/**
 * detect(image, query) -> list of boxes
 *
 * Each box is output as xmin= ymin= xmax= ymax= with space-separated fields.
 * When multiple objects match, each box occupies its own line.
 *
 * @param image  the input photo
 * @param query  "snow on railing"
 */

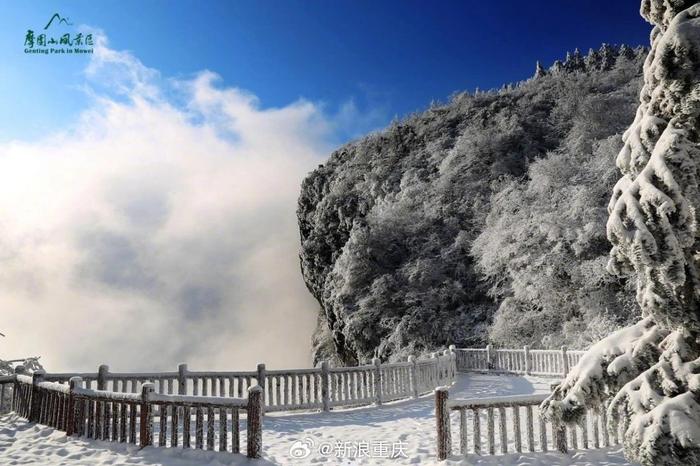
xmin=434 ymin=387 xmax=619 ymax=460
xmin=6 ymin=370 xmax=264 ymax=458
xmin=35 ymin=349 xmax=457 ymax=413
xmin=454 ymin=345 xmax=585 ymax=377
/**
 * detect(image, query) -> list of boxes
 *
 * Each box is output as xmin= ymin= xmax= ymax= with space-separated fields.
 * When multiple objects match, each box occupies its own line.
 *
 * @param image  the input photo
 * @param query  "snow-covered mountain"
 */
xmin=298 ymin=45 xmax=647 ymax=366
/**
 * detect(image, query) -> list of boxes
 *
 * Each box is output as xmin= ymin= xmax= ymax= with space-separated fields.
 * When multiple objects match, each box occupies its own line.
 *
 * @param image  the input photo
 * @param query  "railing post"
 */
xmin=524 ymin=345 xmax=531 ymax=375
xmin=30 ymin=370 xmax=45 ymax=422
xmin=247 ymin=385 xmax=263 ymax=458
xmin=97 ymin=365 xmax=109 ymax=391
xmin=448 ymin=345 xmax=457 ymax=377
xmin=486 ymin=344 xmax=493 ymax=370
xmin=561 ymin=346 xmax=569 ymax=377
xmin=430 ymin=352 xmax=439 ymax=387
xmin=177 ymin=363 xmax=187 ymax=395
xmin=408 ymin=356 xmax=419 ymax=398
xmin=139 ymin=383 xmax=154 ymax=448
xmin=0 ymin=378 xmax=7 ymax=413
xmin=435 ymin=386 xmax=451 ymax=460
xmin=320 ymin=361 xmax=330 ymax=412
xmin=441 ymin=349 xmax=450 ymax=384
xmin=256 ymin=363 xmax=266 ymax=413
xmin=12 ymin=365 xmax=25 ymax=412
xmin=95 ymin=364 xmax=108 ymax=439
xmin=373 ymin=358 xmax=383 ymax=406
xmin=66 ymin=376 xmax=82 ymax=436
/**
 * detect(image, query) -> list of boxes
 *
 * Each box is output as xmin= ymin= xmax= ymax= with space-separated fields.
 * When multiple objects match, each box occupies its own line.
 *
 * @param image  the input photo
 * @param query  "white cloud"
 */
xmin=0 ymin=34 xmax=336 ymax=372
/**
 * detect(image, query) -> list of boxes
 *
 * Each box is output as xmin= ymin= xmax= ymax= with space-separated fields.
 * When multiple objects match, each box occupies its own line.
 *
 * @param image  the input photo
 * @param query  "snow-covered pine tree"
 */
xmin=550 ymin=59 xmax=564 ymax=75
xmin=584 ymin=47 xmax=601 ymax=70
xmin=619 ymin=43 xmax=635 ymax=61
xmin=599 ymin=43 xmax=617 ymax=70
xmin=563 ymin=48 xmax=585 ymax=72
xmin=534 ymin=60 xmax=546 ymax=79
xmin=543 ymin=2 xmax=700 ymax=464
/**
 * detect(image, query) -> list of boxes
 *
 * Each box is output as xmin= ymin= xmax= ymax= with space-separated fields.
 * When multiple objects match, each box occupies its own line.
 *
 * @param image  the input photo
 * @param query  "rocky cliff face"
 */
xmin=298 ymin=45 xmax=647 ymax=365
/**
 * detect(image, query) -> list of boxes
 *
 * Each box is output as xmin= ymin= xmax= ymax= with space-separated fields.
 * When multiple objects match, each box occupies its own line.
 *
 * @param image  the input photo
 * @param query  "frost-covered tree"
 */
xmin=543 ymin=2 xmax=700 ymax=464
xmin=473 ymin=136 xmax=640 ymax=350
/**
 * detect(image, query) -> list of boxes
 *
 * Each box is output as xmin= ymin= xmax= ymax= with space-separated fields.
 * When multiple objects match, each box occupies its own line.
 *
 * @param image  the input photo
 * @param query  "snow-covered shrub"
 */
xmin=474 ymin=135 xmax=641 ymax=349
xmin=0 ymin=357 xmax=43 ymax=376
xmin=543 ymin=2 xmax=700 ymax=464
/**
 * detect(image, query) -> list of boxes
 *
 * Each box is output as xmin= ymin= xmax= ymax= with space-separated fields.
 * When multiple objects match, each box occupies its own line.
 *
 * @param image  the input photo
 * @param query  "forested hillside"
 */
xmin=298 ymin=45 xmax=646 ymax=365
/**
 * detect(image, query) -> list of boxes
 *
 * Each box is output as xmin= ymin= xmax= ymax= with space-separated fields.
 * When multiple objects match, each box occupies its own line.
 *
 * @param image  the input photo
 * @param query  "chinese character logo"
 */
xmin=24 ymin=13 xmax=94 ymax=55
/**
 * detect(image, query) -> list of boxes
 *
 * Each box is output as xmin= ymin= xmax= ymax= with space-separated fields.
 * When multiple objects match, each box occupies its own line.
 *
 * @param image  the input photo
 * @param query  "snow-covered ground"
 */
xmin=0 ymin=374 xmax=638 ymax=466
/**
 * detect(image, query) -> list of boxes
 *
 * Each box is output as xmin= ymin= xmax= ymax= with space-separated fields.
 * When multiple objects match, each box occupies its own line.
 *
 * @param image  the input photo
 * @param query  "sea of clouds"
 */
xmin=0 ymin=33 xmax=383 ymax=372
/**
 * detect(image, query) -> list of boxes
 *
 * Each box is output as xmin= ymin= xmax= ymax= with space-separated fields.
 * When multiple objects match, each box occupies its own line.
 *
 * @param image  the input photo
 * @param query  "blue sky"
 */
xmin=1 ymin=0 xmax=650 ymax=144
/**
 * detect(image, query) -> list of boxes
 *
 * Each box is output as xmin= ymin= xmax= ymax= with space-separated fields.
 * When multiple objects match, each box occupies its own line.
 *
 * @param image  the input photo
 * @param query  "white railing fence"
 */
xmin=37 ymin=347 xmax=457 ymax=411
xmin=435 ymin=388 xmax=620 ymax=460
xmin=1 ymin=350 xmax=456 ymax=458
xmin=36 ymin=350 xmax=457 ymax=413
xmin=455 ymin=345 xmax=585 ymax=378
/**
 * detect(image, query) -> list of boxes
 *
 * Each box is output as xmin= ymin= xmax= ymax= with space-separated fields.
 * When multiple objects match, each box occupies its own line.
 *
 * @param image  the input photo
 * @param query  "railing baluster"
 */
xmin=111 ymin=401 xmax=119 ymax=440
xmin=104 ymin=401 xmax=112 ymax=440
xmin=232 ymin=407 xmax=240 ymax=453
xmin=87 ymin=400 xmax=95 ymax=439
xmin=526 ymin=405 xmax=535 ymax=452
xmin=171 ymin=405 xmax=179 ymax=447
xmin=206 ymin=406 xmax=215 ymax=450
xmin=460 ymin=408 xmax=468 ymax=455
xmin=195 ymin=406 xmax=204 ymax=449
xmin=472 ymin=408 xmax=481 ymax=455
xmin=539 ymin=410 xmax=548 ymax=452
xmin=159 ymin=404 xmax=168 ymax=446
xmin=498 ymin=406 xmax=507 ymax=454
xmin=487 ymin=407 xmax=495 ymax=455
xmin=183 ymin=406 xmax=191 ymax=448
xmin=513 ymin=406 xmax=522 ymax=452
xmin=119 ymin=402 xmax=127 ymax=442
xmin=219 ymin=407 xmax=227 ymax=452
xmin=601 ymin=408 xmax=609 ymax=447
xmin=129 ymin=403 xmax=137 ymax=444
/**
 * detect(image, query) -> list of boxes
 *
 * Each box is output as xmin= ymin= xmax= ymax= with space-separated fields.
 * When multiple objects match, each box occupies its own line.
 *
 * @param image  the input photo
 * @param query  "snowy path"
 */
xmin=0 ymin=374 xmax=638 ymax=466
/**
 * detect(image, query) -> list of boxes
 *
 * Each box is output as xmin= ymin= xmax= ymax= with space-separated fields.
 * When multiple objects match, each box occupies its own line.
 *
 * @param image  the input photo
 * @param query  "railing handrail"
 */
xmin=149 ymin=392 xmax=248 ymax=408
xmin=448 ymin=393 xmax=547 ymax=409
xmin=37 ymin=380 xmax=70 ymax=394
xmin=43 ymin=358 xmax=448 ymax=380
